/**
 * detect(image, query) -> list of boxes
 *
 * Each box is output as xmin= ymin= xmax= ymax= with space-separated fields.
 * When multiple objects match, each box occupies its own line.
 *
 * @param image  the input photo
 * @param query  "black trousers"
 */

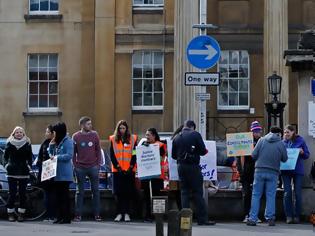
xmin=141 ymin=178 xmax=164 ymax=219
xmin=113 ymin=172 xmax=136 ymax=215
xmin=7 ymin=177 xmax=28 ymax=210
xmin=54 ymin=181 xmax=71 ymax=221
xmin=178 ymin=164 xmax=207 ymax=224
xmin=242 ymin=180 xmax=252 ymax=217
xmin=42 ymin=181 xmax=56 ymax=218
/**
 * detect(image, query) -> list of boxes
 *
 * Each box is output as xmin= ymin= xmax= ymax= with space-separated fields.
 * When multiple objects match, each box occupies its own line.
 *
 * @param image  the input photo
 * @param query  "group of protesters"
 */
xmin=2 ymin=116 xmax=311 ymax=226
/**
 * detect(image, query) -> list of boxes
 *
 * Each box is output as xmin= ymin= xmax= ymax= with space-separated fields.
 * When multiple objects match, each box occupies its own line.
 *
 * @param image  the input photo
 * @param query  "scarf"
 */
xmin=8 ymin=136 xmax=30 ymax=149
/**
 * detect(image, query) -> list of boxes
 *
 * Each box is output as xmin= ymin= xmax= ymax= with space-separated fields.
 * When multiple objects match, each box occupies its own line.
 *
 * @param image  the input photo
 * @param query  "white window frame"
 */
xmin=29 ymin=0 xmax=59 ymax=15
xmin=27 ymin=54 xmax=59 ymax=112
xmin=133 ymin=0 xmax=164 ymax=10
xmin=217 ymin=50 xmax=250 ymax=110
xmin=132 ymin=51 xmax=164 ymax=111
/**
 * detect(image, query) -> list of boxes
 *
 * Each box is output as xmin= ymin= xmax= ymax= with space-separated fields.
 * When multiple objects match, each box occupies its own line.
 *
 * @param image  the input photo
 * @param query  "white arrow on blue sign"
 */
xmin=186 ymin=35 xmax=221 ymax=70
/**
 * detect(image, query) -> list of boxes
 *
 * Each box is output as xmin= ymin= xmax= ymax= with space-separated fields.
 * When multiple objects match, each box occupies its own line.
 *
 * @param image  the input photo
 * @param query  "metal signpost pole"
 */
xmin=199 ymin=0 xmax=207 ymax=140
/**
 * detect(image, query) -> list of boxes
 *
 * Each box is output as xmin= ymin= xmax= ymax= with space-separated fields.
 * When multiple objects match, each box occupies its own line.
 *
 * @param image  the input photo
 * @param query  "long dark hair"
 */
xmin=284 ymin=124 xmax=297 ymax=142
xmin=171 ymin=125 xmax=183 ymax=140
xmin=147 ymin=128 xmax=160 ymax=142
xmin=114 ymin=120 xmax=131 ymax=143
xmin=52 ymin=122 xmax=67 ymax=145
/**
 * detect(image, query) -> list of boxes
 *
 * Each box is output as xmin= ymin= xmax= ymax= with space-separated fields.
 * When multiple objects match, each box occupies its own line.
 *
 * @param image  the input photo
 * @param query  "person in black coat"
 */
xmin=4 ymin=126 xmax=33 ymax=222
xmin=36 ymin=125 xmax=55 ymax=221
xmin=172 ymin=120 xmax=215 ymax=226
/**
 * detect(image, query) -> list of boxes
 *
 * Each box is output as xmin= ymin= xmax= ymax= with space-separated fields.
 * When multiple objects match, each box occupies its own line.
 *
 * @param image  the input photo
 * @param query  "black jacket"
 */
xmin=237 ymin=137 xmax=260 ymax=183
xmin=172 ymin=127 xmax=207 ymax=165
xmin=36 ymin=139 xmax=52 ymax=182
xmin=4 ymin=142 xmax=33 ymax=176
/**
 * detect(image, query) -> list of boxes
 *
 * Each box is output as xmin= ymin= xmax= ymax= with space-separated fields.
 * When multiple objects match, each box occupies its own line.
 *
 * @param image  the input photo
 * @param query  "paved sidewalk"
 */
xmin=0 ymin=221 xmax=314 ymax=236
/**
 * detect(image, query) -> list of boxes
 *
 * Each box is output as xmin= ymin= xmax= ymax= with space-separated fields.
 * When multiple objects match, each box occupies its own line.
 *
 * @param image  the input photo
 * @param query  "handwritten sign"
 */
xmin=308 ymin=101 xmax=315 ymax=138
xmin=167 ymin=139 xmax=217 ymax=181
xmin=41 ymin=158 xmax=57 ymax=181
xmin=226 ymin=132 xmax=254 ymax=157
xmin=200 ymin=141 xmax=217 ymax=180
xmin=280 ymin=148 xmax=300 ymax=170
xmin=136 ymin=144 xmax=161 ymax=179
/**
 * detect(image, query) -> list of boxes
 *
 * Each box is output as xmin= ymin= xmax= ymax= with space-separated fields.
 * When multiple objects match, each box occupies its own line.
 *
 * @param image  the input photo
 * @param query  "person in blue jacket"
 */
xmin=48 ymin=122 xmax=74 ymax=224
xmin=282 ymin=124 xmax=310 ymax=224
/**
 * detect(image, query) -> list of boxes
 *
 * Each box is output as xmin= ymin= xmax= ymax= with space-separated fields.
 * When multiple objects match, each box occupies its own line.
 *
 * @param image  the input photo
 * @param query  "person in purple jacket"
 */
xmin=282 ymin=125 xmax=310 ymax=224
xmin=72 ymin=116 xmax=102 ymax=222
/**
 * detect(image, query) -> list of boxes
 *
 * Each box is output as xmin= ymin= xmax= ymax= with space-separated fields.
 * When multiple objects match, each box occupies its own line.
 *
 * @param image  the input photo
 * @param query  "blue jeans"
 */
xmin=249 ymin=171 xmax=278 ymax=222
xmin=282 ymin=173 xmax=303 ymax=218
xmin=75 ymin=166 xmax=100 ymax=216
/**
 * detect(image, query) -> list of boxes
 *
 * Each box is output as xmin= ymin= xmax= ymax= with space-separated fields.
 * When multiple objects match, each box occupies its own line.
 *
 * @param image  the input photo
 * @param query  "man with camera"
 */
xmin=172 ymin=120 xmax=215 ymax=226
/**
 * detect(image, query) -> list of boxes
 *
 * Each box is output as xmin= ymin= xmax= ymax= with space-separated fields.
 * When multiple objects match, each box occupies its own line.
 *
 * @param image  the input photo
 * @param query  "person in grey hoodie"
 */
xmin=247 ymin=126 xmax=288 ymax=226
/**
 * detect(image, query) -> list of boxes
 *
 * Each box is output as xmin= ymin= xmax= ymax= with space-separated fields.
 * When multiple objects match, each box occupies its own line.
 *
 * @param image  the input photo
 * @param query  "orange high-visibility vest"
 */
xmin=109 ymin=134 xmax=137 ymax=172
xmin=155 ymin=141 xmax=168 ymax=180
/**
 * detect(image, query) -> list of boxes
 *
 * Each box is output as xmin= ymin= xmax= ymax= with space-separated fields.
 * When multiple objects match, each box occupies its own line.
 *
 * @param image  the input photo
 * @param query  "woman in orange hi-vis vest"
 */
xmin=141 ymin=127 xmax=167 ymax=222
xmin=109 ymin=120 xmax=138 ymax=222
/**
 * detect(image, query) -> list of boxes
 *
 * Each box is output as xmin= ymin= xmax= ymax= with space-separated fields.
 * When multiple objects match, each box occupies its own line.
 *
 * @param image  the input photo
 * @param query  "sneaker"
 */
xmin=242 ymin=215 xmax=249 ymax=223
xmin=124 ymin=214 xmax=131 ymax=222
xmin=73 ymin=215 xmax=81 ymax=222
xmin=246 ymin=220 xmax=256 ymax=226
xmin=114 ymin=214 xmax=122 ymax=222
xmin=257 ymin=218 xmax=262 ymax=223
xmin=286 ymin=217 xmax=294 ymax=224
xmin=197 ymin=220 xmax=216 ymax=226
xmin=17 ymin=213 xmax=24 ymax=222
xmin=267 ymin=219 xmax=275 ymax=226
xmin=8 ymin=213 xmax=15 ymax=222
xmin=95 ymin=215 xmax=102 ymax=222
xmin=293 ymin=217 xmax=300 ymax=224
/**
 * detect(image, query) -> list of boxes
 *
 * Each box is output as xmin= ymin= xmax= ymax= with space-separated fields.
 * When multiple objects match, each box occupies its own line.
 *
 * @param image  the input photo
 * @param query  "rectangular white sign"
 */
xmin=41 ymin=158 xmax=57 ymax=182
xmin=308 ymin=101 xmax=315 ymax=138
xmin=196 ymin=93 xmax=211 ymax=101
xmin=185 ymin=72 xmax=220 ymax=86
xmin=136 ymin=144 xmax=161 ymax=179
xmin=167 ymin=139 xmax=217 ymax=181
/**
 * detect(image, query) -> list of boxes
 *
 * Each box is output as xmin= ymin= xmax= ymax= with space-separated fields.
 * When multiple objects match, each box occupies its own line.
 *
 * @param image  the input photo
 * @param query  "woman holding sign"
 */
xmin=141 ymin=128 xmax=167 ymax=222
xmin=110 ymin=120 xmax=138 ymax=222
xmin=48 ymin=122 xmax=74 ymax=224
xmin=3 ymin=126 xmax=33 ymax=222
xmin=36 ymin=125 xmax=55 ymax=222
xmin=282 ymin=125 xmax=310 ymax=224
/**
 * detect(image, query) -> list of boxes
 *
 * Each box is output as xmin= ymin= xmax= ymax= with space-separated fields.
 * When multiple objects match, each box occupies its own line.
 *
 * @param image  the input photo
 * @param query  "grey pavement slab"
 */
xmin=0 ymin=221 xmax=314 ymax=236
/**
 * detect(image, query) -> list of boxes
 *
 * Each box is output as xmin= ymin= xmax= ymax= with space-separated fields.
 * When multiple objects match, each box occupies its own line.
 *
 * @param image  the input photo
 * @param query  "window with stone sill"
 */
xmin=133 ymin=0 xmax=164 ymax=9
xmin=132 ymin=51 xmax=164 ymax=110
xmin=217 ymin=50 xmax=250 ymax=110
xmin=28 ymin=54 xmax=59 ymax=111
xmin=29 ymin=0 xmax=59 ymax=15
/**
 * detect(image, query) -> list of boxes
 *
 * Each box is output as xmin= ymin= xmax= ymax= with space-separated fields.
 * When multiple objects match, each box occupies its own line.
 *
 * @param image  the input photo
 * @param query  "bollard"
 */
xmin=152 ymin=196 xmax=168 ymax=236
xmin=167 ymin=209 xmax=179 ymax=236
xmin=179 ymin=208 xmax=193 ymax=236
xmin=155 ymin=214 xmax=164 ymax=236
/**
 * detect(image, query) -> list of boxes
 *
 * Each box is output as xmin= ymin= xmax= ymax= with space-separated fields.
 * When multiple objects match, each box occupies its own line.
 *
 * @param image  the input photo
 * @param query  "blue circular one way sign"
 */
xmin=186 ymin=35 xmax=221 ymax=70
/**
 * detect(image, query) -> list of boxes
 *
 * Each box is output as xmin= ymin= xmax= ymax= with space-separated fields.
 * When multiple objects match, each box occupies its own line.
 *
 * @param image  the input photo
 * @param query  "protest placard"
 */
xmin=166 ymin=138 xmax=179 ymax=181
xmin=41 ymin=158 xmax=57 ymax=181
xmin=136 ymin=144 xmax=161 ymax=179
xmin=226 ymin=132 xmax=254 ymax=157
xmin=280 ymin=148 xmax=300 ymax=170
xmin=167 ymin=139 xmax=217 ymax=181
xmin=200 ymin=141 xmax=217 ymax=181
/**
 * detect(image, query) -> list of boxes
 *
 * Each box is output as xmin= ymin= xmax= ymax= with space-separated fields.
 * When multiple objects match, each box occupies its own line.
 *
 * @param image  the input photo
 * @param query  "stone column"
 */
xmin=173 ymin=0 xmax=200 ymax=130
xmin=264 ymin=0 xmax=289 ymax=124
xmin=94 ymin=0 xmax=116 ymax=139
